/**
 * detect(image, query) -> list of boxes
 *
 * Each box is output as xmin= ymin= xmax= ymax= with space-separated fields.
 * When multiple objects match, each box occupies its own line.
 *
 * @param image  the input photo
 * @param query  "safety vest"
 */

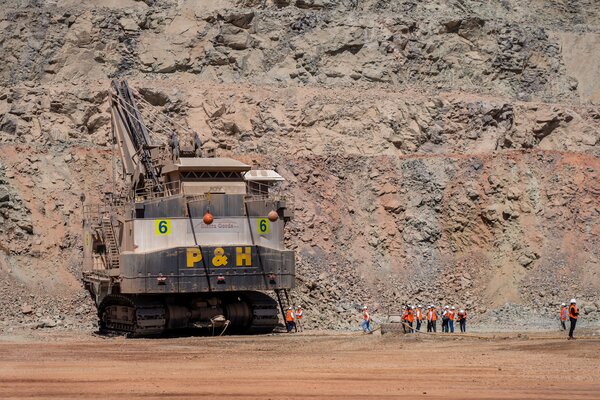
xmin=457 ymin=311 xmax=467 ymax=320
xmin=560 ymin=307 xmax=567 ymax=321
xmin=569 ymin=304 xmax=579 ymax=320
xmin=285 ymin=309 xmax=294 ymax=322
xmin=416 ymin=309 xmax=422 ymax=321
xmin=402 ymin=309 xmax=408 ymax=321
xmin=407 ymin=310 xmax=414 ymax=323
xmin=427 ymin=310 xmax=437 ymax=321
xmin=449 ymin=311 xmax=455 ymax=321
xmin=296 ymin=310 xmax=303 ymax=319
xmin=363 ymin=311 xmax=370 ymax=321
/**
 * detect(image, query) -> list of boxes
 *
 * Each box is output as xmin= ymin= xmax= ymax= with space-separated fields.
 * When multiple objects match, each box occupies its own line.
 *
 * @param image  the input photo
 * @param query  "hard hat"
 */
xmin=297 ymin=305 xmax=302 ymax=308
xmin=363 ymin=305 xmax=368 ymax=309
xmin=460 ymin=309 xmax=464 ymax=313
xmin=561 ymin=303 xmax=566 ymax=306
xmin=288 ymin=306 xmax=292 ymax=310
xmin=418 ymin=304 xmax=422 ymax=308
xmin=570 ymin=298 xmax=576 ymax=304
xmin=430 ymin=304 xmax=434 ymax=308
xmin=411 ymin=306 xmax=415 ymax=309
xmin=445 ymin=305 xmax=449 ymax=309
xmin=451 ymin=306 xmax=455 ymax=310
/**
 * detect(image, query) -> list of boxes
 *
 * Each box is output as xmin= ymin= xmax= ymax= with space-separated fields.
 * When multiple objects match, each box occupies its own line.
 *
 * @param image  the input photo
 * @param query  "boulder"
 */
xmin=481 ymin=204 xmax=502 ymax=224
xmin=0 ymin=186 xmax=9 ymax=202
xmin=119 ymin=17 xmax=139 ymax=32
xmin=518 ymin=254 xmax=533 ymax=267
xmin=21 ymin=304 xmax=33 ymax=315
xmin=296 ymin=0 xmax=330 ymax=9
xmin=380 ymin=194 xmax=403 ymax=214
xmin=221 ymin=11 xmax=255 ymax=29
xmin=219 ymin=29 xmax=252 ymax=50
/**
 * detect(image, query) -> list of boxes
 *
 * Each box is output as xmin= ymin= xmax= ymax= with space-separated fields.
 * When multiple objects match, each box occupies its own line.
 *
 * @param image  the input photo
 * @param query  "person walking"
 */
xmin=401 ymin=305 xmax=409 ymax=334
xmin=295 ymin=305 xmax=304 ymax=332
xmin=568 ymin=299 xmax=579 ymax=340
xmin=285 ymin=306 xmax=296 ymax=332
xmin=415 ymin=305 xmax=423 ymax=332
xmin=559 ymin=303 xmax=568 ymax=331
xmin=457 ymin=309 xmax=467 ymax=332
xmin=361 ymin=306 xmax=373 ymax=334
xmin=406 ymin=306 xmax=415 ymax=333
xmin=448 ymin=306 xmax=456 ymax=333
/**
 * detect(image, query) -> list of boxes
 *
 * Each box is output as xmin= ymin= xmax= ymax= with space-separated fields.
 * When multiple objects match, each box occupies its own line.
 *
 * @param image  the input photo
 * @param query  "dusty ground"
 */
xmin=0 ymin=331 xmax=599 ymax=399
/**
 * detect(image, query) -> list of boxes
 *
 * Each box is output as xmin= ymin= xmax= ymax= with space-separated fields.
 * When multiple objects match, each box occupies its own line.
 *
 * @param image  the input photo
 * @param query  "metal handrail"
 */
xmin=133 ymin=180 xmax=182 ymax=202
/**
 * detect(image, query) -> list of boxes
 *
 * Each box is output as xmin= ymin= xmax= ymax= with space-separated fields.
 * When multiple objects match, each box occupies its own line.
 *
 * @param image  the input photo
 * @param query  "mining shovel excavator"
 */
xmin=82 ymin=80 xmax=295 ymax=336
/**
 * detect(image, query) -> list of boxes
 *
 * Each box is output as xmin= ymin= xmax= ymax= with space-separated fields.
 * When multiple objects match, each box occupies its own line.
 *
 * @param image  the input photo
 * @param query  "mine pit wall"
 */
xmin=1 ymin=0 xmax=600 ymax=331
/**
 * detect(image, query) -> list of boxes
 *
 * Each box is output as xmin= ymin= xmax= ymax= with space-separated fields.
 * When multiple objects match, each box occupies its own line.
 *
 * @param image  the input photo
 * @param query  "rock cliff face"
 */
xmin=1 ymin=0 xmax=599 ymax=332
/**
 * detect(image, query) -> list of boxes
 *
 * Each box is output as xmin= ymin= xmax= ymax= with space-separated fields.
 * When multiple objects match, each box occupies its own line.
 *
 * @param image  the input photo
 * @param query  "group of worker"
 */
xmin=284 ymin=305 xmax=304 ymax=333
xmin=559 ymin=299 xmax=580 ymax=339
xmin=361 ymin=304 xmax=468 ymax=334
xmin=286 ymin=299 xmax=581 ymax=338
xmin=402 ymin=304 xmax=467 ymax=333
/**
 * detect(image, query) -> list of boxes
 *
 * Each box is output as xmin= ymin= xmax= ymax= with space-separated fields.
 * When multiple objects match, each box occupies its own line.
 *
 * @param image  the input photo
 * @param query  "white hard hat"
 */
xmin=418 ymin=304 xmax=422 ymax=308
xmin=297 ymin=305 xmax=302 ymax=308
xmin=460 ymin=309 xmax=464 ymax=313
xmin=561 ymin=303 xmax=566 ymax=306
xmin=451 ymin=306 xmax=455 ymax=309
xmin=445 ymin=305 xmax=449 ymax=309
xmin=570 ymin=298 xmax=576 ymax=304
xmin=288 ymin=306 xmax=292 ymax=310
xmin=411 ymin=306 xmax=415 ymax=309
xmin=363 ymin=305 xmax=368 ymax=309
xmin=430 ymin=304 xmax=434 ymax=308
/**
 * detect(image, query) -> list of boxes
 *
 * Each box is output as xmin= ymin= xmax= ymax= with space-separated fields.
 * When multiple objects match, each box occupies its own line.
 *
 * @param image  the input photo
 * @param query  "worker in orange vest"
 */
xmin=568 ymin=299 xmax=579 ymax=340
xmin=415 ymin=305 xmax=423 ymax=332
xmin=426 ymin=305 xmax=437 ymax=332
xmin=448 ymin=306 xmax=456 ymax=333
xmin=361 ymin=305 xmax=373 ymax=334
xmin=295 ymin=305 xmax=304 ymax=332
xmin=559 ymin=303 xmax=567 ymax=331
xmin=457 ymin=309 xmax=467 ymax=332
xmin=406 ymin=306 xmax=415 ymax=333
xmin=285 ymin=306 xmax=296 ymax=333
xmin=401 ymin=305 xmax=409 ymax=334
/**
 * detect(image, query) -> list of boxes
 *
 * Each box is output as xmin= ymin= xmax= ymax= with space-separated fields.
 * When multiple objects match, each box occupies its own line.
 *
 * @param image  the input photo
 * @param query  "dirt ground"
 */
xmin=1 ymin=331 xmax=599 ymax=400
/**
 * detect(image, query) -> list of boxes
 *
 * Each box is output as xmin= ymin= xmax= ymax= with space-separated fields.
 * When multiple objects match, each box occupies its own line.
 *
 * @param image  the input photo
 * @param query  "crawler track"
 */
xmin=97 ymin=292 xmax=280 ymax=337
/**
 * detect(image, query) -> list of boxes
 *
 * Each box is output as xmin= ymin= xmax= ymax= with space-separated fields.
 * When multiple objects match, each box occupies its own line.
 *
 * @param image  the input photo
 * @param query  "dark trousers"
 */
xmin=432 ymin=321 xmax=436 ymax=332
xmin=569 ymin=318 xmax=577 ymax=337
xmin=442 ymin=319 xmax=448 ymax=333
xmin=449 ymin=320 xmax=454 ymax=333
xmin=459 ymin=319 xmax=466 ymax=332
xmin=416 ymin=320 xmax=421 ymax=332
xmin=286 ymin=321 xmax=296 ymax=332
xmin=560 ymin=320 xmax=566 ymax=331
xmin=407 ymin=321 xmax=413 ymax=333
xmin=426 ymin=321 xmax=432 ymax=332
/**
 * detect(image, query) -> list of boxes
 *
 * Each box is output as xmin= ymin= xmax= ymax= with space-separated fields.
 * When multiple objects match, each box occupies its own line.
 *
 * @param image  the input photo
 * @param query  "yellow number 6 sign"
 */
xmin=257 ymin=218 xmax=270 ymax=235
xmin=155 ymin=220 xmax=171 ymax=236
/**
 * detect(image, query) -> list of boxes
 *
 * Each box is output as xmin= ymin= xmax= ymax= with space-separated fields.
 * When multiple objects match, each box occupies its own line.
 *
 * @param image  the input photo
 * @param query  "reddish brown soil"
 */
xmin=0 ymin=332 xmax=598 ymax=399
